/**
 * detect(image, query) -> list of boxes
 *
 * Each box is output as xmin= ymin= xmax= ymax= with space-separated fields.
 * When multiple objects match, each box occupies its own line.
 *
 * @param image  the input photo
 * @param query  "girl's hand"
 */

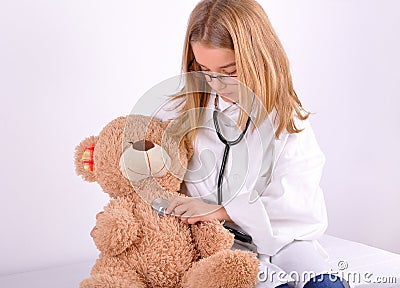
xmin=165 ymin=196 xmax=231 ymax=224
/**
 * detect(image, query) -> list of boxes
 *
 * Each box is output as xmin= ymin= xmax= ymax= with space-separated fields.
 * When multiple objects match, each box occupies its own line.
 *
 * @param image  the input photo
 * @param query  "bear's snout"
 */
xmin=129 ymin=140 xmax=155 ymax=151
xmin=119 ymin=140 xmax=172 ymax=182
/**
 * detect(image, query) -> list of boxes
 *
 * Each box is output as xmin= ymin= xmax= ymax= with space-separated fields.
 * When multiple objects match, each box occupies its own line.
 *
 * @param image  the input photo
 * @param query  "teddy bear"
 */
xmin=74 ymin=114 xmax=259 ymax=288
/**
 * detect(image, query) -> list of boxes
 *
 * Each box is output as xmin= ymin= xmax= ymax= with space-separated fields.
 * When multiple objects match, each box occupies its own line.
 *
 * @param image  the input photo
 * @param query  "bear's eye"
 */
xmin=128 ymin=140 xmax=155 ymax=151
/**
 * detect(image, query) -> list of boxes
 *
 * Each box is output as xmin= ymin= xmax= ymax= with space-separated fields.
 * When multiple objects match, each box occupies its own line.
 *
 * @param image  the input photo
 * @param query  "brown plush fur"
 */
xmin=182 ymin=250 xmax=260 ymax=288
xmin=75 ymin=115 xmax=259 ymax=288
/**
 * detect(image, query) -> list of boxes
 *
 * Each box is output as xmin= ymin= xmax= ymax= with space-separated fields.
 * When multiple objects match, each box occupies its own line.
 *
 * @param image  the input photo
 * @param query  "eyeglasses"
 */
xmin=188 ymin=59 xmax=238 ymax=85
xmin=198 ymin=71 xmax=238 ymax=85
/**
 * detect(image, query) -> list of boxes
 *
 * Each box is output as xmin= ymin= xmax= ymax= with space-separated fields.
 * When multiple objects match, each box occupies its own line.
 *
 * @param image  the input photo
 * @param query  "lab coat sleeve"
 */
xmin=223 ymin=118 xmax=328 ymax=256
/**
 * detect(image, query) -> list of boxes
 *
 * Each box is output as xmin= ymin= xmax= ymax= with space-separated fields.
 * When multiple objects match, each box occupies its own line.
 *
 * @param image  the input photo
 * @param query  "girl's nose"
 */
xmin=209 ymin=77 xmax=227 ymax=91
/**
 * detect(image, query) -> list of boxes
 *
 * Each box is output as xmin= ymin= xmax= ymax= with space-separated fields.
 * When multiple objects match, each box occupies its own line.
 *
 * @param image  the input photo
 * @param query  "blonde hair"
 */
xmin=173 ymin=0 xmax=309 ymax=142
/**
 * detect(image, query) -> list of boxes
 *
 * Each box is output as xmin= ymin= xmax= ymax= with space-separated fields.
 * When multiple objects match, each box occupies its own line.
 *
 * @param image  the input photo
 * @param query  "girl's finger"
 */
xmin=172 ymin=202 xmax=190 ymax=216
xmin=165 ymin=196 xmax=184 ymax=215
xmin=187 ymin=217 xmax=200 ymax=225
xmin=180 ymin=209 xmax=194 ymax=219
xmin=180 ymin=217 xmax=189 ymax=224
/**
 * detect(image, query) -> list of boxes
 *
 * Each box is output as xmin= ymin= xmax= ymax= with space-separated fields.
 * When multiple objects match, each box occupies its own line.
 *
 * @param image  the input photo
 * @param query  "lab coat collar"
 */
xmin=212 ymin=91 xmax=238 ymax=113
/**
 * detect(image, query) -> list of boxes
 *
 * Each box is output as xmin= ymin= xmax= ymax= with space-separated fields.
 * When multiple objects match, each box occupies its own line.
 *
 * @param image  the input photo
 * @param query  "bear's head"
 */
xmin=74 ymin=115 xmax=193 ymax=203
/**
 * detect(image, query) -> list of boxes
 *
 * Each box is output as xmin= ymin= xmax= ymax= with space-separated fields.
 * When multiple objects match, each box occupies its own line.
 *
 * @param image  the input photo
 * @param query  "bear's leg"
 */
xmin=80 ymin=256 xmax=146 ymax=288
xmin=80 ymin=274 xmax=145 ymax=288
xmin=181 ymin=249 xmax=259 ymax=288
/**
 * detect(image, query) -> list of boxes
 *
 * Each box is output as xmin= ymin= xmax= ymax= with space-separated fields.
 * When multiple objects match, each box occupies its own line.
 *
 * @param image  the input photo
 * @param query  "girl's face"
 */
xmin=191 ymin=42 xmax=238 ymax=103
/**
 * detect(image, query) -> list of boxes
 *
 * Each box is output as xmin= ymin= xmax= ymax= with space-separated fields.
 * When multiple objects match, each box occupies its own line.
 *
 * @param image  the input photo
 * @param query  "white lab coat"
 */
xmin=156 ymin=92 xmax=328 ymax=257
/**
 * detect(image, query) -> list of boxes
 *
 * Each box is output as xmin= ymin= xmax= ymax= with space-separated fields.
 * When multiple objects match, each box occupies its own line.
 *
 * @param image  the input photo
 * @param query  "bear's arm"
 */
xmin=190 ymin=220 xmax=235 ymax=258
xmin=90 ymin=198 xmax=141 ymax=256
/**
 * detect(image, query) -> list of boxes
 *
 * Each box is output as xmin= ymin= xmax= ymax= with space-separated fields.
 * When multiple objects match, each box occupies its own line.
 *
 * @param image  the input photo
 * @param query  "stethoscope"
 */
xmin=213 ymin=93 xmax=253 ymax=205
xmin=213 ymin=92 xmax=255 ymax=243
xmin=151 ymin=92 xmax=255 ymax=243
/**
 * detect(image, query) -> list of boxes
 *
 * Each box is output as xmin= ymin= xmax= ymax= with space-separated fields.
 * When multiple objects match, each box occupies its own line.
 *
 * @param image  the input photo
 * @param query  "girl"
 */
xmin=160 ymin=1 xmax=346 ymax=287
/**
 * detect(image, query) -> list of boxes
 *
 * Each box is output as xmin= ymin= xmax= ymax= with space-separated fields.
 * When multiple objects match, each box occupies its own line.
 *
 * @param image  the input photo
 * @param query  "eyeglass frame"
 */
xmin=187 ymin=58 xmax=239 ymax=85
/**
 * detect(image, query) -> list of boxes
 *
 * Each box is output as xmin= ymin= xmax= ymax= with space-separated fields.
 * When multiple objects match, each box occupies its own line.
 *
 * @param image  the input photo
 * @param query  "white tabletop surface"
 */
xmin=0 ymin=235 xmax=398 ymax=288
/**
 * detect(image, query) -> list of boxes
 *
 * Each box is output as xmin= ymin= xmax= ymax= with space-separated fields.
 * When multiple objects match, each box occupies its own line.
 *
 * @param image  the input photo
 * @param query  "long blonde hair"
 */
xmin=173 ymin=0 xmax=309 ymax=142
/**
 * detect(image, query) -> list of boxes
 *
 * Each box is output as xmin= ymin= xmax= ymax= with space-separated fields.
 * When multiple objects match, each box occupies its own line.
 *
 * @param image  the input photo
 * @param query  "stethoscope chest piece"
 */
xmin=151 ymin=198 xmax=170 ymax=216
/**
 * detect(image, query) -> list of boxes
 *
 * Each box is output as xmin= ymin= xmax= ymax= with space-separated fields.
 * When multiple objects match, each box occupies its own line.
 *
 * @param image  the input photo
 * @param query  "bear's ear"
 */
xmin=74 ymin=135 xmax=99 ymax=182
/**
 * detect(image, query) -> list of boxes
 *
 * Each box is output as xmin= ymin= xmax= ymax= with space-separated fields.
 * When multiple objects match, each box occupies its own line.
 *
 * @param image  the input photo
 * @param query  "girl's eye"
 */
xmin=224 ymin=70 xmax=237 ymax=76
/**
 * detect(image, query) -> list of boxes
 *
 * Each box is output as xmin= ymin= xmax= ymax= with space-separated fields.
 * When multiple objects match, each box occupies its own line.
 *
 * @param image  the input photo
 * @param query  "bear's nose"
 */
xmin=129 ymin=140 xmax=155 ymax=151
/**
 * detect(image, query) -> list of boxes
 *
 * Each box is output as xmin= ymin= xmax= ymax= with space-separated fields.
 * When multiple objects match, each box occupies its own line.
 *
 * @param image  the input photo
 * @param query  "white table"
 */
xmin=0 ymin=235 xmax=399 ymax=288
xmin=320 ymin=236 xmax=400 ymax=288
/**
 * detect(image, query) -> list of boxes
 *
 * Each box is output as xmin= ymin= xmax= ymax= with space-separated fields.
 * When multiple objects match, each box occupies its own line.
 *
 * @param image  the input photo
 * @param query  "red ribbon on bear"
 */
xmin=82 ymin=143 xmax=96 ymax=172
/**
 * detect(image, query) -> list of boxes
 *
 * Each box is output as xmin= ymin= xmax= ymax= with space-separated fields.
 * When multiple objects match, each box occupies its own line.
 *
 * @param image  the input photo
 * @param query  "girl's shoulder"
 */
xmin=263 ymin=110 xmax=322 ymax=159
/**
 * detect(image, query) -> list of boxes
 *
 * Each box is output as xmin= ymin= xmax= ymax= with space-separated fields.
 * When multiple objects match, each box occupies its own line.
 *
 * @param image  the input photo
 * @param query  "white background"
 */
xmin=0 ymin=0 xmax=399 ymax=275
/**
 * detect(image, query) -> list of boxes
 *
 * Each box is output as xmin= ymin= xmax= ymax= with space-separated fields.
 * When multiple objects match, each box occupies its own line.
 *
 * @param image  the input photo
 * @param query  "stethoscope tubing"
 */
xmin=213 ymin=93 xmax=254 ymax=205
